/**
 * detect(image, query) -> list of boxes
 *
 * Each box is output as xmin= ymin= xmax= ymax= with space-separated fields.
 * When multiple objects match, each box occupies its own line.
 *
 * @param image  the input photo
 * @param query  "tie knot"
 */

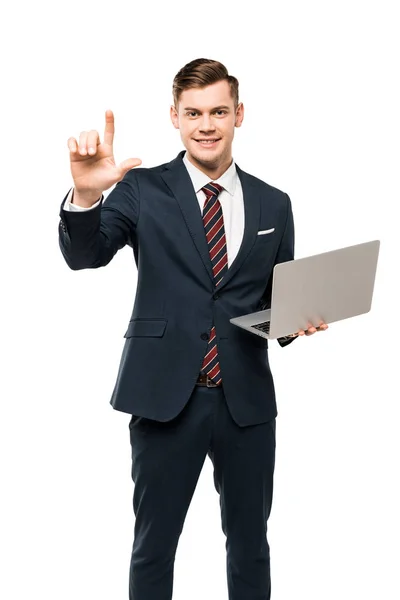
xmin=202 ymin=182 xmax=224 ymax=198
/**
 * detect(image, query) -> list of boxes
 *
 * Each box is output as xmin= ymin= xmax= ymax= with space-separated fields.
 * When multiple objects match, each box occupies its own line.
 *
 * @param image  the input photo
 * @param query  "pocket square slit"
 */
xmin=257 ymin=228 xmax=275 ymax=235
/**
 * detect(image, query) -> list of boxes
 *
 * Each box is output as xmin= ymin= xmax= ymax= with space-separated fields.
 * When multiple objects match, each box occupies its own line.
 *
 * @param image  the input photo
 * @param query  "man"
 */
xmin=59 ymin=58 xmax=327 ymax=600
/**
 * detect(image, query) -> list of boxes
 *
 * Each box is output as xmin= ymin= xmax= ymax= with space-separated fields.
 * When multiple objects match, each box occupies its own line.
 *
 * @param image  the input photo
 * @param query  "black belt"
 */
xmin=196 ymin=373 xmax=221 ymax=387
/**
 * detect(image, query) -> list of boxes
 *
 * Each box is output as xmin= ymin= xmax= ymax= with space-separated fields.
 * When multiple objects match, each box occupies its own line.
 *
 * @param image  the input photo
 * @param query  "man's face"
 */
xmin=170 ymin=80 xmax=244 ymax=174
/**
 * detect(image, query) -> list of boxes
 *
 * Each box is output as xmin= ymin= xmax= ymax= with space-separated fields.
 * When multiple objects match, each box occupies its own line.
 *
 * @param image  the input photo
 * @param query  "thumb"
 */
xmin=118 ymin=158 xmax=142 ymax=176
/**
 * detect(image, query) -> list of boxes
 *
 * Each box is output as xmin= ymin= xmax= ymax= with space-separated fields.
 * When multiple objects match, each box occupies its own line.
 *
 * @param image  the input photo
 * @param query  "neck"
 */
xmin=186 ymin=152 xmax=232 ymax=180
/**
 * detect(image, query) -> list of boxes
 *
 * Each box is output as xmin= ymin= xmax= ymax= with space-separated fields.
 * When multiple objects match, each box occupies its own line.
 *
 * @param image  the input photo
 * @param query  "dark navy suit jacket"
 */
xmin=59 ymin=150 xmax=296 ymax=426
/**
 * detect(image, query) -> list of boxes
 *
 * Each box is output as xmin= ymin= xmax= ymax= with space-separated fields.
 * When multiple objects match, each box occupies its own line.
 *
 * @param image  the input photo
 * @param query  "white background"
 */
xmin=1 ymin=0 xmax=399 ymax=598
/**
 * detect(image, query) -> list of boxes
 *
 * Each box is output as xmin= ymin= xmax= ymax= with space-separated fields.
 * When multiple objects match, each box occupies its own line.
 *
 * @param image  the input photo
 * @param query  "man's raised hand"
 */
xmin=67 ymin=109 xmax=142 ymax=206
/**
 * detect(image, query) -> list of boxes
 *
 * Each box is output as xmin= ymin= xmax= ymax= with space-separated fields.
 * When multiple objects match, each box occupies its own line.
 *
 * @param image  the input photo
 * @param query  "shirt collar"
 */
xmin=182 ymin=150 xmax=237 ymax=196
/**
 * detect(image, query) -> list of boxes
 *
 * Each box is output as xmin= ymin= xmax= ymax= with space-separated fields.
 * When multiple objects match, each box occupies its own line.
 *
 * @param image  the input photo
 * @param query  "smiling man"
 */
xmin=59 ymin=58 xmax=327 ymax=600
xmin=170 ymin=81 xmax=242 ymax=180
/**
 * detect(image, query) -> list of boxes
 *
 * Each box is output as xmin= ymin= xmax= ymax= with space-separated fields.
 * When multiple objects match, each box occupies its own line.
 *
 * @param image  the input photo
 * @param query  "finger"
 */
xmin=118 ymin=157 xmax=143 ymax=176
xmin=304 ymin=327 xmax=316 ymax=336
xmin=67 ymin=137 xmax=78 ymax=153
xmin=104 ymin=109 xmax=114 ymax=147
xmin=78 ymin=131 xmax=89 ymax=155
xmin=87 ymin=130 xmax=100 ymax=156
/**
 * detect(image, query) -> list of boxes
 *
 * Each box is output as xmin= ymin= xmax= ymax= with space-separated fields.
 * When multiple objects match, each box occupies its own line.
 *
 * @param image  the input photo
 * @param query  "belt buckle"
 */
xmin=206 ymin=376 xmax=218 ymax=388
xmin=197 ymin=373 xmax=218 ymax=387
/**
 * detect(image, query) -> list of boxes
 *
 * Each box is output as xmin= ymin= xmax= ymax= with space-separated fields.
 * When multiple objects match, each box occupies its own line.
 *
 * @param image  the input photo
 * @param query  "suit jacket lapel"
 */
xmin=161 ymin=152 xmax=215 ymax=284
xmin=216 ymin=165 xmax=260 ymax=291
xmin=160 ymin=152 xmax=260 ymax=289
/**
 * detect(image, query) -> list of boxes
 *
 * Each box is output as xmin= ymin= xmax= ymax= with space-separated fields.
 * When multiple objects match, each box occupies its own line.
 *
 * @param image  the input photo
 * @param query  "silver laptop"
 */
xmin=229 ymin=240 xmax=380 ymax=339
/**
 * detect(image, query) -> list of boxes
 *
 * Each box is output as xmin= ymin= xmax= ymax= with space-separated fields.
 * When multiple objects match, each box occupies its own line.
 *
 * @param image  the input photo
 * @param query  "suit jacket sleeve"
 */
xmin=260 ymin=192 xmax=297 ymax=347
xmin=58 ymin=171 xmax=140 ymax=270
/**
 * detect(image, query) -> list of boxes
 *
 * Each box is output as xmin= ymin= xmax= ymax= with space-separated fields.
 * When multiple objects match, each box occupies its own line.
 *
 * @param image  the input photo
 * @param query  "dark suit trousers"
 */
xmin=128 ymin=384 xmax=276 ymax=600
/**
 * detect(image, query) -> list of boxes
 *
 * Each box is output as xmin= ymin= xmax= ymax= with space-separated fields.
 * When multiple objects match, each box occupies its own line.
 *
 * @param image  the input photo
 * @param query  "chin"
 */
xmin=189 ymin=145 xmax=223 ymax=164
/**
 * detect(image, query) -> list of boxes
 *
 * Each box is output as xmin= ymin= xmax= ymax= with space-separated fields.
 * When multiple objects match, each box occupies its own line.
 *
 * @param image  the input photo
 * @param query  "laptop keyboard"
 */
xmin=252 ymin=321 xmax=270 ymax=335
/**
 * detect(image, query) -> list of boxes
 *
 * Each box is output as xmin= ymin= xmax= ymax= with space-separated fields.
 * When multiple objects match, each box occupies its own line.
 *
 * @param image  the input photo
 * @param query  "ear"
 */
xmin=235 ymin=102 xmax=244 ymax=128
xmin=170 ymin=105 xmax=179 ymax=130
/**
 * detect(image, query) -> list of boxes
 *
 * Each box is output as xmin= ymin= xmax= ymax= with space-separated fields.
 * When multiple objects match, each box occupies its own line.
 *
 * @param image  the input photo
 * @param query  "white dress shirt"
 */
xmin=63 ymin=151 xmax=245 ymax=267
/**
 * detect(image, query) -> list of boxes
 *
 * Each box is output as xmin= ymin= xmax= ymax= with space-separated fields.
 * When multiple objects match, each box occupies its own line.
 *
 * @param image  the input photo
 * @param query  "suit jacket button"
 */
xmin=213 ymin=293 xmax=219 ymax=300
xmin=200 ymin=333 xmax=209 ymax=341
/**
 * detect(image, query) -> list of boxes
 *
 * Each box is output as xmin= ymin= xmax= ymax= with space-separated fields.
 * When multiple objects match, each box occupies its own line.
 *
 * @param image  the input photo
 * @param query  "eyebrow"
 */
xmin=183 ymin=105 xmax=230 ymax=111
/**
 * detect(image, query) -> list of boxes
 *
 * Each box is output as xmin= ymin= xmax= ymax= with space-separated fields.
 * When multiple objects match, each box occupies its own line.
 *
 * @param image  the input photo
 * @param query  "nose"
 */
xmin=199 ymin=113 xmax=216 ymax=132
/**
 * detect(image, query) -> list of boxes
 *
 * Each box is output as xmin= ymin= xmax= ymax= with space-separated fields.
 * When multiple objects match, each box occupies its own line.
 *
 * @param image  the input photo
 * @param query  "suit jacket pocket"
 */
xmin=255 ymin=230 xmax=276 ymax=243
xmin=124 ymin=318 xmax=168 ymax=338
xmin=257 ymin=228 xmax=275 ymax=235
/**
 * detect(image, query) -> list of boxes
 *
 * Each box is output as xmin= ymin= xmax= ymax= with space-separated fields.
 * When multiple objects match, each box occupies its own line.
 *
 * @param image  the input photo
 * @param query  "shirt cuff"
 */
xmin=63 ymin=188 xmax=102 ymax=211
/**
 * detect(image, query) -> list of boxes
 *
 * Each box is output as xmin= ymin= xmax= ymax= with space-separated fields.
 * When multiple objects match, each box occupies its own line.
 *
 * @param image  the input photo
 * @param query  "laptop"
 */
xmin=229 ymin=240 xmax=380 ymax=340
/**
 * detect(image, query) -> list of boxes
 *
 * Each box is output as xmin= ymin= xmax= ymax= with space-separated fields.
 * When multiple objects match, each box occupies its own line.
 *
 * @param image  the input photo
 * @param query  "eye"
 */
xmin=185 ymin=110 xmax=228 ymax=117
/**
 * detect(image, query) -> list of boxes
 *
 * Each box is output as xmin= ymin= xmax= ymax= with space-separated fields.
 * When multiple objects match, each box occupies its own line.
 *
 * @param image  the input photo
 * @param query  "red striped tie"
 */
xmin=200 ymin=182 xmax=228 ymax=385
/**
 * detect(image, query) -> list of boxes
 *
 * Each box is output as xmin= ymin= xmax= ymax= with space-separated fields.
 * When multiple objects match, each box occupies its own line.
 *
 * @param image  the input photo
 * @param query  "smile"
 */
xmin=195 ymin=139 xmax=221 ymax=147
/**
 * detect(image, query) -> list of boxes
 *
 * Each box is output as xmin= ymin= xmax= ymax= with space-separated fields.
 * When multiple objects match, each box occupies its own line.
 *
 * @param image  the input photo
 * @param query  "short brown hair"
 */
xmin=172 ymin=58 xmax=239 ymax=109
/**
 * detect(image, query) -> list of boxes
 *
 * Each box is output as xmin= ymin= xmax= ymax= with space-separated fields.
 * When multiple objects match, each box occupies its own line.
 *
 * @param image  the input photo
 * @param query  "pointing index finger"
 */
xmin=104 ymin=109 xmax=114 ymax=147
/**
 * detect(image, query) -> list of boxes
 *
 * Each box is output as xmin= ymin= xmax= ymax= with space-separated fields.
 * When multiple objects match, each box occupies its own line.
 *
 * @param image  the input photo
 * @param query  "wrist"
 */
xmin=72 ymin=188 xmax=102 ymax=208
